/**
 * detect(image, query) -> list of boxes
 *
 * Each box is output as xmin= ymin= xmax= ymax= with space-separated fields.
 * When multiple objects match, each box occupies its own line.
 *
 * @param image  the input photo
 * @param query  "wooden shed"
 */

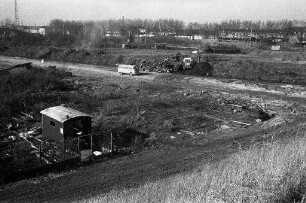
xmin=40 ymin=106 xmax=92 ymax=161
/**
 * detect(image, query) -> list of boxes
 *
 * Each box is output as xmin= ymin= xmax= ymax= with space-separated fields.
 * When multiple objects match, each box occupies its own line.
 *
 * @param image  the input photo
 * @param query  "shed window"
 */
xmin=50 ymin=121 xmax=55 ymax=127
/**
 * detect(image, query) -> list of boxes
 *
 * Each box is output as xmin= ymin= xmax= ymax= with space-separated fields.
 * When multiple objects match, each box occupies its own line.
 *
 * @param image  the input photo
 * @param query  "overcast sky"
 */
xmin=1 ymin=0 xmax=306 ymax=25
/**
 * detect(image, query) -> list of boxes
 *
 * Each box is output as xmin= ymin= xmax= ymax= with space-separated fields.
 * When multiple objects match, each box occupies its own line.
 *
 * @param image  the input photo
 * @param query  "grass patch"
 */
xmin=83 ymin=125 xmax=306 ymax=203
xmin=0 ymin=66 xmax=104 ymax=122
xmin=0 ymin=67 xmax=74 ymax=120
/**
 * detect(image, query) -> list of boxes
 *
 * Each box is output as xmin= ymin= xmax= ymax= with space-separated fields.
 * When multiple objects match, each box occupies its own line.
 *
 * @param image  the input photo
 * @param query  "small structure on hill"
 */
xmin=40 ymin=106 xmax=92 ymax=161
xmin=271 ymin=45 xmax=281 ymax=51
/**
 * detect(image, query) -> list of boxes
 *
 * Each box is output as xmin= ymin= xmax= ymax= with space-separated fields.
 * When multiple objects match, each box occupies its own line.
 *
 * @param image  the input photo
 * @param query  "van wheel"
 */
xmin=119 ymin=72 xmax=123 ymax=75
xmin=130 ymin=72 xmax=133 ymax=76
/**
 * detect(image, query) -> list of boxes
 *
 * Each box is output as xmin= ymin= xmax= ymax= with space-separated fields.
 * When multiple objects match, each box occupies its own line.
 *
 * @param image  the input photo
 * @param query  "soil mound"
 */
xmin=183 ymin=62 xmax=213 ymax=76
xmin=211 ymin=59 xmax=306 ymax=84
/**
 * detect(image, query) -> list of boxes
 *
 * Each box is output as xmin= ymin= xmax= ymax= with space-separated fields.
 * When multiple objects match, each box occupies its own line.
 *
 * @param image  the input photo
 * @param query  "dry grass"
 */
xmin=82 ymin=130 xmax=306 ymax=203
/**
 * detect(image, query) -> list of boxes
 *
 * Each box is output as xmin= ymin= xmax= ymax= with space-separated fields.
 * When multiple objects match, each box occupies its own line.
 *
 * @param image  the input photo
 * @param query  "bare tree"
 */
xmin=1 ymin=18 xmax=13 ymax=27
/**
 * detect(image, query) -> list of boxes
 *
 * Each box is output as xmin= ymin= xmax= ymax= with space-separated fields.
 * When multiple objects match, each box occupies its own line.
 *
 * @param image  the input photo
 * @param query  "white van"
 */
xmin=118 ymin=64 xmax=139 ymax=75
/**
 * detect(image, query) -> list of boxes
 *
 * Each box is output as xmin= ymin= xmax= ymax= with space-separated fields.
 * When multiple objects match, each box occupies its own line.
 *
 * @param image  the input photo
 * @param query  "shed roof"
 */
xmin=40 ymin=106 xmax=91 ymax=123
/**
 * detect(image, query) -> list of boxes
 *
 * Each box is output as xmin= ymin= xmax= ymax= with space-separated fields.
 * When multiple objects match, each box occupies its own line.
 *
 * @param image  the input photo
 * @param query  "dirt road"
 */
xmin=0 ymin=55 xmax=157 ymax=80
xmin=1 ymin=55 xmax=306 ymax=100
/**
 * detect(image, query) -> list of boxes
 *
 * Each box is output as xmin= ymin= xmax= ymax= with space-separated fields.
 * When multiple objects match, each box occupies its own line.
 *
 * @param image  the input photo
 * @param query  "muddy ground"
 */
xmin=1 ymin=50 xmax=306 ymax=202
xmin=2 ymin=46 xmax=306 ymax=84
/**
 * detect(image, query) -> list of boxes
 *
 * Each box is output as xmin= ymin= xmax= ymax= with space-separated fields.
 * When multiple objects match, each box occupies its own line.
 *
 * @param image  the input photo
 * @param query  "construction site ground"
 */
xmin=1 ymin=53 xmax=306 ymax=202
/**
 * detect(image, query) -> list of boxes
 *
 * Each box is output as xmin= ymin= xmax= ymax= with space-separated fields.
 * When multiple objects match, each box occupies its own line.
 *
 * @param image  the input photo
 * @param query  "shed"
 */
xmin=40 ymin=106 xmax=92 ymax=161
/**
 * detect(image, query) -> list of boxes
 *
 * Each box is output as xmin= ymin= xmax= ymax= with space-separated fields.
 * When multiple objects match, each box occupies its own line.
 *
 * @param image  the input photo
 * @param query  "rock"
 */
xmin=266 ymin=110 xmax=276 ymax=117
xmin=220 ymin=125 xmax=230 ymax=130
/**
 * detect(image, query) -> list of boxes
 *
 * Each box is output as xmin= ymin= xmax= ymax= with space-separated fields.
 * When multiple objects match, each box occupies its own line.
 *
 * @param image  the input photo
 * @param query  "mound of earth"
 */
xmin=211 ymin=58 xmax=306 ymax=85
xmin=182 ymin=62 xmax=213 ymax=76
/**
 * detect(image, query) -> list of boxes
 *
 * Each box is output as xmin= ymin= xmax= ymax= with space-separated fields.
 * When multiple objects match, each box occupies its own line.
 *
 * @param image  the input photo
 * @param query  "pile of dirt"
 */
xmin=181 ymin=62 xmax=213 ymax=76
xmin=35 ymin=47 xmax=54 ymax=59
xmin=211 ymin=58 xmax=306 ymax=85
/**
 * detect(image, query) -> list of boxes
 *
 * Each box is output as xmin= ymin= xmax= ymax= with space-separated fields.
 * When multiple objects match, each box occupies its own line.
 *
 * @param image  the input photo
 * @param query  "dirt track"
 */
xmin=1 ymin=55 xmax=306 ymax=202
xmin=2 ymin=55 xmax=306 ymax=100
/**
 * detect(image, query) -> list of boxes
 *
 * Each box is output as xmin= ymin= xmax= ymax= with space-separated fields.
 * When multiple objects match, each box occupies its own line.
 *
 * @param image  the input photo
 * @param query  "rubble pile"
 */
xmin=182 ymin=62 xmax=213 ymax=76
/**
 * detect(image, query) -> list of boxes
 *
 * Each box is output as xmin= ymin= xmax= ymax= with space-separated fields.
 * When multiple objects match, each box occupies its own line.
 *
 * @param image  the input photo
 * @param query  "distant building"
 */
xmin=138 ymin=28 xmax=146 ymax=34
xmin=105 ymin=30 xmax=121 ymax=37
xmin=193 ymin=35 xmax=203 ymax=40
xmin=23 ymin=26 xmax=46 ymax=35
xmin=176 ymin=35 xmax=193 ymax=40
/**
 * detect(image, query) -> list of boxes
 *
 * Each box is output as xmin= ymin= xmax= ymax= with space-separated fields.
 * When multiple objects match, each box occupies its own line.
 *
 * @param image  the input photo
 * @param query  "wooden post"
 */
xmin=90 ymin=134 xmax=93 ymax=152
xmin=110 ymin=132 xmax=113 ymax=152
xmin=77 ymin=137 xmax=80 ymax=153
xmin=63 ymin=142 xmax=66 ymax=161
xmin=39 ymin=144 xmax=42 ymax=168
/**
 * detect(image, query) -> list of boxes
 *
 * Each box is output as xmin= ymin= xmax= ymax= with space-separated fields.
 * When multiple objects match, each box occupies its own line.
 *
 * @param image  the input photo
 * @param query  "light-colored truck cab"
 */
xmin=183 ymin=58 xmax=192 ymax=70
xmin=118 ymin=64 xmax=139 ymax=75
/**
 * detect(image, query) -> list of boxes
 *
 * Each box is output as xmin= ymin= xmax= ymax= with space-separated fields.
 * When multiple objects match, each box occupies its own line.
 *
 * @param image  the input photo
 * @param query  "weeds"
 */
xmin=0 ymin=67 xmax=70 ymax=119
xmin=84 ymin=127 xmax=306 ymax=203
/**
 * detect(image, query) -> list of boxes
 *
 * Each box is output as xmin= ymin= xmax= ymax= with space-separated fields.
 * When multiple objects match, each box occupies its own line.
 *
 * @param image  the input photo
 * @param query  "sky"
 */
xmin=1 ymin=0 xmax=306 ymax=25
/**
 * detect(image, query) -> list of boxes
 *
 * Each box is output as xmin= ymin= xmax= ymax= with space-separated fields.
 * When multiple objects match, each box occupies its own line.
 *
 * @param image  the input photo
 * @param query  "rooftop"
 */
xmin=40 ymin=106 xmax=91 ymax=123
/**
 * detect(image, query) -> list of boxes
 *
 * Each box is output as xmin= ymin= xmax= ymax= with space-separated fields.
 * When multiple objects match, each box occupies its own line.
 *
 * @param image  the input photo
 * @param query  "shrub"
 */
xmin=0 ymin=67 xmax=73 ymax=120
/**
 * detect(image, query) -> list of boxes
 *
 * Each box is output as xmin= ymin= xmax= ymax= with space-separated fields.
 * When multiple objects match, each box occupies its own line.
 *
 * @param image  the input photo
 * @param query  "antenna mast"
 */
xmin=14 ymin=0 xmax=20 ymax=26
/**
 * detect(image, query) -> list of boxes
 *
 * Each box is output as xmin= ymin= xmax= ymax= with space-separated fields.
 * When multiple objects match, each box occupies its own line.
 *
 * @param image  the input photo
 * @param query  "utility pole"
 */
xmin=244 ymin=28 xmax=247 ymax=48
xmin=222 ymin=29 xmax=225 ymax=42
xmin=110 ymin=131 xmax=113 ymax=152
xmin=14 ymin=0 xmax=20 ymax=26
xmin=250 ymin=28 xmax=253 ymax=47
xmin=154 ymin=22 xmax=157 ymax=48
xmin=137 ymin=28 xmax=139 ymax=49
xmin=144 ymin=25 xmax=147 ymax=47
xmin=84 ymin=23 xmax=86 ymax=38
xmin=99 ymin=24 xmax=103 ymax=37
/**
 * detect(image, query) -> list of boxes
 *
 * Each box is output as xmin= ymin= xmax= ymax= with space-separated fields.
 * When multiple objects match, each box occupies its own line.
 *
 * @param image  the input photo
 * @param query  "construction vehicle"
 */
xmin=182 ymin=57 xmax=192 ymax=70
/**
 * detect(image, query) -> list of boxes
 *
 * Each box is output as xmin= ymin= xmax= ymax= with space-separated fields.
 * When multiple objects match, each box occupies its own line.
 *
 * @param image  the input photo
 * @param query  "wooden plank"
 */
xmin=201 ymin=114 xmax=251 ymax=126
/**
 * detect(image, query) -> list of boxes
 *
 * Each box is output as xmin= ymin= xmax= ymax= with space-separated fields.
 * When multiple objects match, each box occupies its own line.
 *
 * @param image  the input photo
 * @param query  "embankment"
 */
xmin=2 ymin=46 xmax=306 ymax=85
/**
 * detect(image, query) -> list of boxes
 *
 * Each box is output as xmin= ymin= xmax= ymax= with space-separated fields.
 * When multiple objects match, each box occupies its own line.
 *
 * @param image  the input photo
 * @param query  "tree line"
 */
xmin=47 ymin=19 xmax=306 ymax=36
xmin=1 ymin=18 xmax=306 ymax=48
